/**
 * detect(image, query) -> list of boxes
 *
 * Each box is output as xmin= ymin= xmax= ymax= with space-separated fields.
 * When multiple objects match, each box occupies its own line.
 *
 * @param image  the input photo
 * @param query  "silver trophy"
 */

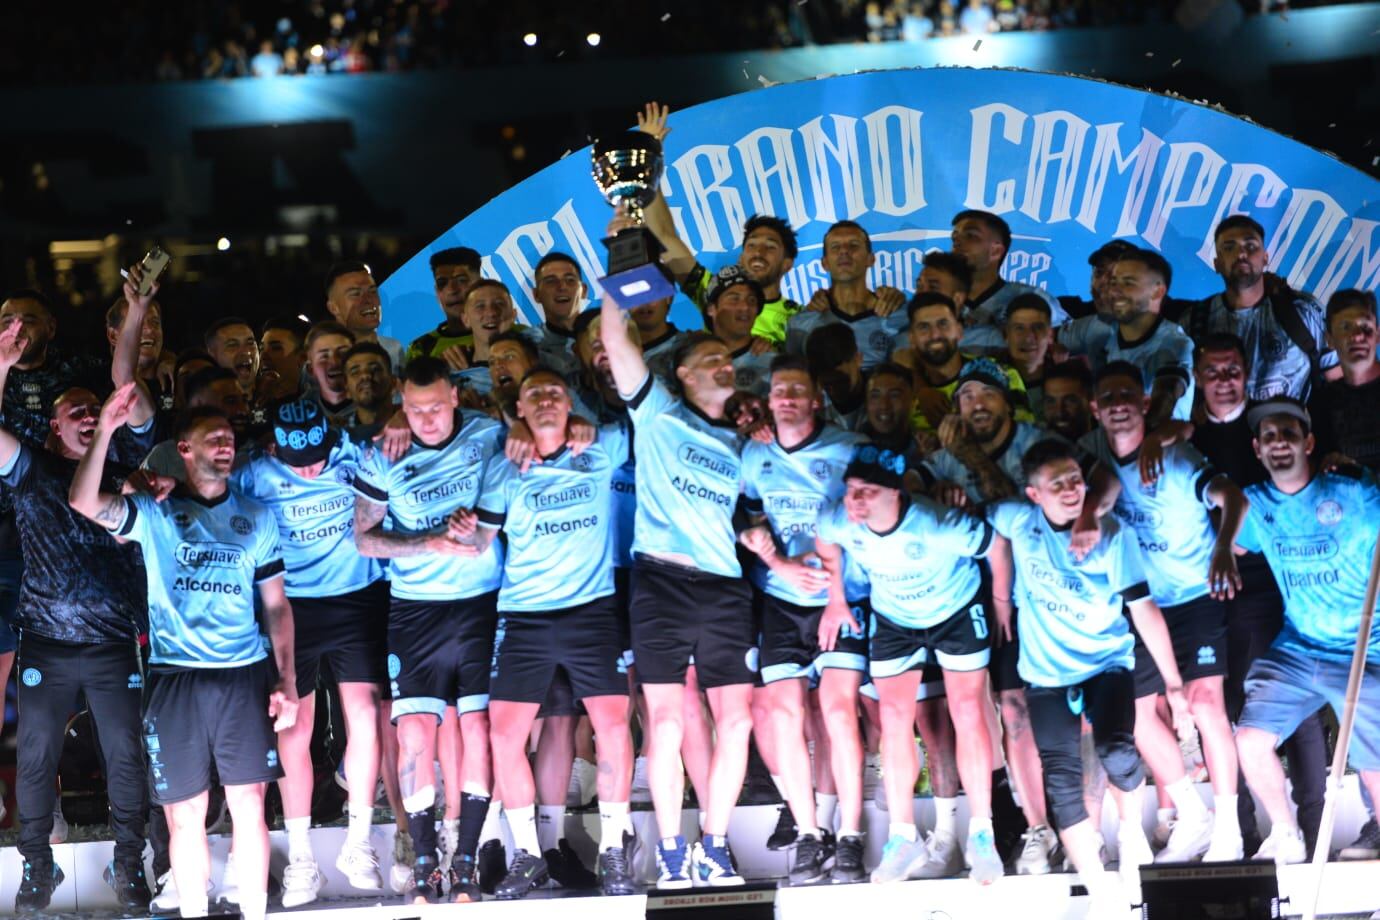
xmin=592 ymin=131 xmax=675 ymax=307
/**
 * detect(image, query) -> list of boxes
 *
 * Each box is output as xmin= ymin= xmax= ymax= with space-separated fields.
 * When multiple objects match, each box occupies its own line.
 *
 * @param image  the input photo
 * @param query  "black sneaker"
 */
xmin=788 ymin=833 xmax=828 ymax=884
xmin=831 ymin=835 xmax=866 ymax=883
xmin=766 ymin=805 xmax=797 ymax=850
xmin=1340 ymin=817 xmax=1380 ymax=860
xmin=104 ymin=856 xmax=153 ymax=911
xmin=408 ymin=856 xmax=445 ymax=904
xmin=598 ymin=840 xmax=637 ymax=896
xmin=448 ymin=854 xmax=482 ymax=903
xmin=494 ymin=849 xmax=549 ymax=900
xmin=15 ymin=858 xmax=64 ymax=914
xmin=546 ymin=839 xmax=598 ymax=889
xmin=819 ymin=830 xmax=837 ymax=865
xmin=477 ymin=839 xmax=507 ymax=894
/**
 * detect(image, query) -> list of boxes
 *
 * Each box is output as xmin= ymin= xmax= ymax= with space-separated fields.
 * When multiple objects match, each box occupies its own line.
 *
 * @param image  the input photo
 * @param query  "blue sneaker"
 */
xmin=965 ymin=828 xmax=1004 ymax=885
xmin=655 ymin=835 xmax=693 ymax=890
xmin=692 ymin=835 xmax=744 ymax=887
xmin=871 ymin=833 xmax=928 ymax=883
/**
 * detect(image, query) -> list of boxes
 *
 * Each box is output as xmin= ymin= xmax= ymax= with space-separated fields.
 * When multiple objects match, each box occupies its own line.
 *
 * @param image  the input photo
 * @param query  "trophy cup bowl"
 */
xmin=592 ymin=131 xmax=676 ymax=307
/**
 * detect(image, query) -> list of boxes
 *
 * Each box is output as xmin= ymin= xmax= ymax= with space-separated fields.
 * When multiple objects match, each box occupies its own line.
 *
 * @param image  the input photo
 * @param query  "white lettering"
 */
xmin=671 ymin=144 xmax=748 ymax=254
xmin=1194 ymin=163 xmax=1287 ymax=265
xmin=1075 ymin=123 xmax=1163 ymax=236
xmin=864 ymin=105 xmax=926 ymax=216
xmin=1142 ymin=141 xmax=1227 ymax=249
xmin=966 ymin=102 xmax=1025 ymax=214
xmin=799 ymin=114 xmax=866 ymax=224
xmin=735 ymin=126 xmax=809 ymax=229
xmin=1020 ymin=110 xmax=1091 ymax=224
xmin=1268 ymin=188 xmax=1348 ymax=291
xmin=1316 ymin=218 xmax=1380 ymax=304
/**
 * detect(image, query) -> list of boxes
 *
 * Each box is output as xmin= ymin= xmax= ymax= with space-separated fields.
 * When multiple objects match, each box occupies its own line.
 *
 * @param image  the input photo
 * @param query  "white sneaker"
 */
xmin=390 ymin=830 xmax=416 ymax=894
xmin=1117 ymin=827 xmax=1154 ymax=870
xmin=280 ymin=856 xmax=322 ymax=908
xmin=50 ymin=801 xmax=68 ymax=844
xmin=1155 ymin=809 xmax=1214 ymax=862
xmin=909 ymin=830 xmax=963 ymax=878
xmin=1016 ymin=824 xmax=1059 ymax=875
xmin=336 ymin=839 xmax=384 ymax=891
xmin=863 ymin=752 xmax=886 ymax=811
xmin=631 ymin=756 xmax=652 ymax=804
xmin=152 ymin=870 xmax=214 ymax=912
xmin=1203 ymin=828 xmax=1244 ymax=862
xmin=1253 ymin=825 xmax=1306 ymax=865
xmin=568 ymin=757 xmax=597 ymax=808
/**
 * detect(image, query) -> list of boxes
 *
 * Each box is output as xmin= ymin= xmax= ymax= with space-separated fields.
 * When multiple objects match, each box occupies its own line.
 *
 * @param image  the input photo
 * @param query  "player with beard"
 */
xmin=304 ymin=322 xmax=356 ymax=423
xmin=1097 ymin=250 xmax=1194 ymax=426
xmin=1233 ymin=398 xmax=1380 ymax=865
xmin=904 ymin=293 xmax=1028 ymax=433
xmin=326 ymin=262 xmax=404 ymax=371
xmin=1083 ymin=361 xmax=1249 ymax=863
xmin=406 ymin=247 xmax=482 ymax=364
xmin=71 ymin=397 xmax=298 ymax=920
xmin=947 ymin=210 xmax=1067 ymax=357
xmin=1313 ymin=290 xmax=1380 ymax=471
xmin=599 ymin=286 xmax=755 ymax=888
xmin=1058 ymin=239 xmax=1138 ymax=322
xmin=738 ymin=357 xmax=867 ymax=883
xmin=999 ymin=295 xmax=1055 ymax=413
xmin=786 ymin=222 xmax=908 ymax=371
xmin=142 ymin=367 xmax=255 ymax=480
xmin=704 ymin=266 xmax=773 ymax=396
xmin=204 ymin=316 xmax=265 ymax=406
xmin=1040 ymin=361 xmax=1095 ymax=442
xmin=529 ymin=253 xmax=587 ymax=377
xmin=231 ymin=397 xmax=389 ymax=906
xmin=342 ymin=342 xmax=396 ymax=441
xmin=1183 ymin=216 xmax=1337 ymax=402
xmin=1056 ymin=240 xmax=1136 ymax=374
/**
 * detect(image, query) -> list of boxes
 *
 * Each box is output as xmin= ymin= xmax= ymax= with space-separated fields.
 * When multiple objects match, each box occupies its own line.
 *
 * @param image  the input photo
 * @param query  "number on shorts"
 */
xmin=969 ymin=604 xmax=989 ymax=641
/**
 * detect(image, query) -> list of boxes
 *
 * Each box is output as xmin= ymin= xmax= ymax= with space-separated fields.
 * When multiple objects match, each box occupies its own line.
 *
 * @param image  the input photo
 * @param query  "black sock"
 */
xmin=457 ymin=793 xmax=491 ymax=862
xmin=408 ymin=807 xmax=438 ymax=865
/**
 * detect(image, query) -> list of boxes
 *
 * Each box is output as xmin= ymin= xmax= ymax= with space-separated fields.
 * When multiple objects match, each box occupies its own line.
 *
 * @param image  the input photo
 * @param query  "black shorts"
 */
xmin=614 ymin=567 xmax=632 ymax=661
xmin=630 ymin=556 xmax=754 ymax=689
xmin=869 ymin=592 xmax=990 ymax=680
xmin=291 ymin=580 xmax=390 ymax=698
xmin=760 ymin=595 xmax=869 ymax=685
xmin=989 ymin=608 xmax=1023 ymax=694
xmin=537 ymin=669 xmax=584 ymax=719
xmin=388 ymin=592 xmax=499 ymax=721
xmin=143 ymin=659 xmax=282 ymax=806
xmin=491 ymin=595 xmax=629 ymax=705
xmin=1133 ymin=592 xmax=1229 ymax=697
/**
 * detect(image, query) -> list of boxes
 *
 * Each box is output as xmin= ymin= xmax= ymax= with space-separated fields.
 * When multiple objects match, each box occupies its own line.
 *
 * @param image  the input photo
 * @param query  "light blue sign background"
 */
xmin=379 ymin=67 xmax=1380 ymax=346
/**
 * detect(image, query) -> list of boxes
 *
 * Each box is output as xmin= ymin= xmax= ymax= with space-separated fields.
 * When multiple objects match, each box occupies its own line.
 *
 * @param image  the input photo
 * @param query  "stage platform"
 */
xmin=4 ymin=778 xmax=1379 ymax=918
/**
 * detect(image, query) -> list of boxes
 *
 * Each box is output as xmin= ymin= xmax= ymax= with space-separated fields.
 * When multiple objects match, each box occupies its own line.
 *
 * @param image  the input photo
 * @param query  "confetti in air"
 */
xmin=660 ymin=13 xmax=670 ymax=21
xmin=1172 ymin=58 xmax=1181 ymax=67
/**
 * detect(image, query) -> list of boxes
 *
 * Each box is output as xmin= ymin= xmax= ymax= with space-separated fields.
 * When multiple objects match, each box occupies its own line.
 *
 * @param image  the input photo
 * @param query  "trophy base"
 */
xmin=599 ymin=261 xmax=676 ymax=308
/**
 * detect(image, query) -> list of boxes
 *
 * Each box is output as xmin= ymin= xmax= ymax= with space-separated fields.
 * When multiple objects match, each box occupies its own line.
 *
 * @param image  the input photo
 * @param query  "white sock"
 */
xmin=506 ymin=803 xmax=540 ymax=855
xmin=889 ymin=822 xmax=918 ymax=842
xmin=839 ymin=824 xmax=862 ymax=839
xmin=480 ymin=799 xmax=504 ymax=845
xmin=179 ymin=893 xmax=209 ymax=919
xmin=968 ymin=815 xmax=993 ymax=837
xmin=1165 ymin=777 xmax=1208 ymax=821
xmin=934 ymin=796 xmax=959 ymax=839
xmin=771 ymin=774 xmax=790 ymax=801
xmin=346 ymin=804 xmax=372 ymax=846
xmin=815 ymin=792 xmax=838 ymax=831
xmin=599 ymin=801 xmax=632 ymax=852
xmin=1157 ymin=807 xmax=1177 ymax=825
xmin=537 ymin=804 xmax=565 ymax=853
xmin=285 ymin=816 xmax=313 ymax=862
xmin=1214 ymin=796 xmax=1240 ymax=835
xmin=239 ymin=890 xmax=267 ymax=920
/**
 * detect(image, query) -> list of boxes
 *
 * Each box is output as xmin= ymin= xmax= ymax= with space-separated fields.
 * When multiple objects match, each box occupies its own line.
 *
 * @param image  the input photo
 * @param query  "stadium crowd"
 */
xmin=0 ymin=100 xmax=1376 ymax=920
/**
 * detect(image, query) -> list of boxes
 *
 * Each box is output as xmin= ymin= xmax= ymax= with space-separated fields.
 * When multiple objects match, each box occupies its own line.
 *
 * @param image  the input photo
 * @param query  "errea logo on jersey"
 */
xmin=175 ymin=542 xmax=246 ymax=568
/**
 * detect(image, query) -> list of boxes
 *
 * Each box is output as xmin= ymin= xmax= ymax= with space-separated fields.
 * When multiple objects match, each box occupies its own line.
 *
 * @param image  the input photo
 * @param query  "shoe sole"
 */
xmin=281 ymin=891 xmax=320 ymax=909
xmin=655 ymin=879 xmax=694 ymax=890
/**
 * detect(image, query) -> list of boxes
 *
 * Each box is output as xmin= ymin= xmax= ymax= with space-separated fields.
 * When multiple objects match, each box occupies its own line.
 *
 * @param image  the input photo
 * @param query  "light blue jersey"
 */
xmin=920 ymin=421 xmax=1055 ymax=506
xmin=641 ymin=327 xmax=685 ymax=384
xmin=1080 ymin=433 xmax=1218 ymax=607
xmin=1238 ymin=470 xmax=1380 ymax=660
xmin=731 ymin=346 xmax=775 ymax=397
xmin=989 ymin=500 xmax=1150 ymax=687
xmin=452 ymin=365 xmax=493 ymax=397
xmin=816 ymin=496 xmax=993 ymax=629
xmin=532 ymin=325 xmax=582 ymax=379
xmin=959 ymin=281 xmax=1069 ymax=356
xmin=1057 ymin=314 xmax=1115 ymax=373
xmin=354 ymin=410 xmax=506 ymax=601
xmin=622 ymin=373 xmax=744 ymax=577
xmin=1192 ymin=292 xmax=1335 ymax=401
xmin=477 ymin=427 xmax=631 ymax=612
xmin=231 ymin=434 xmax=384 ymax=599
xmin=607 ymin=419 xmax=637 ymax=568
xmin=1103 ymin=317 xmax=1195 ymax=421
xmin=785 ymin=307 xmax=908 ymax=372
xmin=114 ymin=488 xmax=283 ymax=669
xmin=741 ymin=424 xmax=864 ymax=606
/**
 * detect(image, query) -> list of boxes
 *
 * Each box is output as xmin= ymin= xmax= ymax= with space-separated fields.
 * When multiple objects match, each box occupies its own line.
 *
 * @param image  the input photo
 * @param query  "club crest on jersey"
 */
xmin=173 ymin=511 xmax=191 ymax=528
xmin=868 ymin=330 xmax=894 ymax=353
xmin=461 ymin=445 xmax=483 ymax=464
xmin=1316 ymin=500 xmax=1343 ymax=526
xmin=905 ymin=541 xmax=926 ymax=560
xmin=572 ymin=454 xmax=594 ymax=472
xmin=810 ymin=460 xmax=833 ymax=482
xmin=336 ymin=468 xmax=355 ymax=486
xmin=230 ymin=515 xmax=253 ymax=536
xmin=1262 ymin=332 xmax=1287 ymax=358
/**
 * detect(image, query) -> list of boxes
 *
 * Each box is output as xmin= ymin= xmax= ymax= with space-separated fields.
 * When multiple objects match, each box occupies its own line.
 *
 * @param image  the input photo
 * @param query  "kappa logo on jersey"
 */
xmin=175 ymin=542 xmax=246 ymax=568
xmin=678 ymin=443 xmax=736 ymax=481
xmin=277 ymin=481 xmax=296 ymax=494
xmin=20 ymin=668 xmax=40 ymax=687
xmin=230 ymin=515 xmax=253 ymax=536
xmin=1197 ymin=646 xmax=1217 ymax=666
xmin=1316 ymin=500 xmax=1344 ymax=526
xmin=761 ymin=461 xmax=774 ymax=477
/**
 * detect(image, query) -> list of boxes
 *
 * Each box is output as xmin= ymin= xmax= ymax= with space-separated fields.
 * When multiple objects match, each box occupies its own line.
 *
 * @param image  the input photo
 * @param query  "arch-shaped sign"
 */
xmin=379 ymin=66 xmax=1380 ymax=346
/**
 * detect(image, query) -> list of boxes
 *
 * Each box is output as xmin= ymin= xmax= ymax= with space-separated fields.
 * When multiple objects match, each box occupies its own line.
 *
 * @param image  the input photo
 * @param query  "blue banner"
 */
xmin=379 ymin=66 xmax=1380 ymax=346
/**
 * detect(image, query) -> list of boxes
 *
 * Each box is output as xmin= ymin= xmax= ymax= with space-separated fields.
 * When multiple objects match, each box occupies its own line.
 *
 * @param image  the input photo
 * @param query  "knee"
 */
xmin=1041 ymin=759 xmax=1089 ymax=831
xmin=1094 ymin=733 xmax=1143 ymax=790
xmin=1236 ymin=727 xmax=1276 ymax=762
xmin=460 ymin=715 xmax=490 ymax=751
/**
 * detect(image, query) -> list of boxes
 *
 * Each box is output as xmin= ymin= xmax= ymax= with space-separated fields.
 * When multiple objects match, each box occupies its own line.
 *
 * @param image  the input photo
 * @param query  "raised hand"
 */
xmin=0 ymin=317 xmax=27 ymax=370
xmin=636 ymin=102 xmax=672 ymax=142
xmin=99 ymin=381 xmax=141 ymax=431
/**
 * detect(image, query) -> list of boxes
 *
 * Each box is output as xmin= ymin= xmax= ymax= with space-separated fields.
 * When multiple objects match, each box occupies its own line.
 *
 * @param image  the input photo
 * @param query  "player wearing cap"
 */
xmin=1082 ymin=360 xmax=1249 ymax=862
xmin=445 ymin=367 xmax=637 ymax=898
xmin=987 ymin=438 xmax=1189 ymax=914
xmin=231 ymin=397 xmax=389 ymax=905
xmin=738 ymin=355 xmax=865 ymax=883
xmin=1234 ymin=397 xmax=1380 ymax=864
xmin=704 ymin=266 xmax=774 ymax=397
xmin=70 ymin=392 xmax=298 ymax=920
xmin=814 ymin=444 xmax=1004 ymax=885
xmin=351 ymin=356 xmax=507 ymax=903
xmin=598 ymin=285 xmax=754 ymax=889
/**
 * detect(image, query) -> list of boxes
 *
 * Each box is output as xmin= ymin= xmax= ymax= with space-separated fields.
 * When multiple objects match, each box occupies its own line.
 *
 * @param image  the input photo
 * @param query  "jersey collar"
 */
xmin=1116 ymin=314 xmax=1164 ymax=349
xmin=968 ymin=279 xmax=1007 ymax=311
xmin=641 ymin=325 xmax=680 ymax=352
xmin=172 ymin=483 xmax=231 ymax=508
xmin=779 ymin=422 xmax=823 ymax=454
xmin=869 ymin=494 xmax=911 ymax=537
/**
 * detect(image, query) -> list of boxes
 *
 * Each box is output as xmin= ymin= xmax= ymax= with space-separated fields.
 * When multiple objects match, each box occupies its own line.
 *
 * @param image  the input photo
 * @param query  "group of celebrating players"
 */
xmin=0 ymin=101 xmax=1377 ymax=920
